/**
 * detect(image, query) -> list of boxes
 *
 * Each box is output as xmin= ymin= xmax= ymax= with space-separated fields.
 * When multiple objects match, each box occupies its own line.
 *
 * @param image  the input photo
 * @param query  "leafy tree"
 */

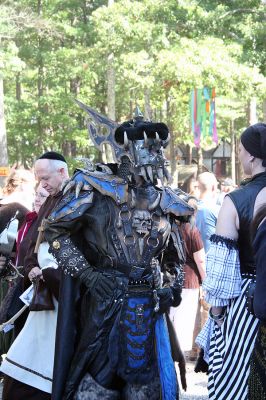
xmin=1 ymin=0 xmax=266 ymax=174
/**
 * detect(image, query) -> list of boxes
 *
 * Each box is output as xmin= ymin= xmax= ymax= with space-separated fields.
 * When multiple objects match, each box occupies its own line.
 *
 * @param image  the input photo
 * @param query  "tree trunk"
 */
xmin=104 ymin=1 xmax=115 ymax=164
xmin=187 ymin=144 xmax=192 ymax=165
xmin=62 ymin=140 xmax=76 ymax=157
xmin=248 ymin=97 xmax=258 ymax=125
xmin=37 ymin=44 xmax=44 ymax=151
xmin=197 ymin=147 xmax=203 ymax=173
xmin=165 ymin=94 xmax=177 ymax=186
xmin=144 ymin=88 xmax=152 ymax=120
xmin=235 ymin=136 xmax=244 ymax=184
xmin=263 ymin=99 xmax=266 ymax=121
xmin=107 ymin=53 xmax=115 ymax=121
xmin=37 ymin=0 xmax=44 ymax=152
xmin=102 ymin=53 xmax=116 ymax=164
xmin=0 ymin=78 xmax=9 ymax=186
xmin=15 ymin=73 xmax=23 ymax=164
xmin=16 ymin=73 xmax=21 ymax=101
xmin=230 ymin=120 xmax=236 ymax=184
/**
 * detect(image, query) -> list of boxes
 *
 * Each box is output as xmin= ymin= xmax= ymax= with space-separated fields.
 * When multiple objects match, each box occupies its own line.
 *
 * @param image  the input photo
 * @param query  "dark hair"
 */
xmin=251 ymin=205 xmax=266 ymax=240
xmin=240 ymin=123 xmax=266 ymax=167
xmin=180 ymin=175 xmax=198 ymax=195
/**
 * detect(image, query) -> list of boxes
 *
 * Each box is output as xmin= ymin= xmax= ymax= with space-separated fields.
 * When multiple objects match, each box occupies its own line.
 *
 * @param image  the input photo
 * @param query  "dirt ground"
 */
xmin=178 ymin=360 xmax=208 ymax=400
xmin=0 ymin=361 xmax=208 ymax=399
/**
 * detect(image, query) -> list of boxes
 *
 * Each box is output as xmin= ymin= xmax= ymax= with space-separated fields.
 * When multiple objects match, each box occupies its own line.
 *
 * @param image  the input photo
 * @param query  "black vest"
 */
xmin=228 ymin=172 xmax=266 ymax=275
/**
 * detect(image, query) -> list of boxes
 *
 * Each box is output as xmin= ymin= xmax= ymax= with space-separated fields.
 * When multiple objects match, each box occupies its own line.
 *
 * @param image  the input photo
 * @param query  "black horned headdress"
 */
xmin=76 ymin=100 xmax=171 ymax=184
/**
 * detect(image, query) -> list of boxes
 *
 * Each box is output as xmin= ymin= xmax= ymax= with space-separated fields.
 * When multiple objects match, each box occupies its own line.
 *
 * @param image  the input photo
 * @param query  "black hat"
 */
xmin=37 ymin=151 xmax=66 ymax=163
xmin=240 ymin=123 xmax=266 ymax=167
xmin=115 ymin=120 xmax=169 ymax=144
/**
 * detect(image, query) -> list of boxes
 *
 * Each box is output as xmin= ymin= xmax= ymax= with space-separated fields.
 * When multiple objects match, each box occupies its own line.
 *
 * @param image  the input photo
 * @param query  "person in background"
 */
xmin=1 ymin=168 xmax=35 ymax=211
xmin=195 ymin=172 xmax=220 ymax=253
xmin=181 ymin=175 xmax=200 ymax=199
xmin=0 ymin=169 xmax=35 ymax=357
xmin=24 ymin=151 xmax=69 ymax=282
xmin=1 ymin=218 xmax=59 ymax=400
xmin=0 ymin=168 xmax=35 ymax=237
xmin=217 ymin=177 xmax=238 ymax=206
xmin=169 ymin=197 xmax=205 ymax=361
xmin=248 ymin=204 xmax=266 ymax=399
xmin=196 ymin=123 xmax=266 ymax=400
xmin=0 ymin=184 xmax=49 ymax=338
xmin=1 ymin=152 xmax=69 ymax=400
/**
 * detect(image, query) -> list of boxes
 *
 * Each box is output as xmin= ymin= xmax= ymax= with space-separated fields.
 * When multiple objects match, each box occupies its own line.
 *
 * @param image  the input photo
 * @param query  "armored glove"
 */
xmin=171 ymin=269 xmax=183 ymax=307
xmin=78 ymin=267 xmax=116 ymax=300
xmin=48 ymin=237 xmax=116 ymax=300
xmin=157 ymin=262 xmax=183 ymax=313
xmin=157 ymin=286 xmax=182 ymax=313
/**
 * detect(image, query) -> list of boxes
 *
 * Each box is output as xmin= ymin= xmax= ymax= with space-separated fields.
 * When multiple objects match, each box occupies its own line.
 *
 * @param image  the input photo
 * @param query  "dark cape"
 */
xmin=51 ymin=274 xmax=80 ymax=400
xmin=248 ymin=219 xmax=266 ymax=399
xmin=253 ymin=218 xmax=266 ymax=320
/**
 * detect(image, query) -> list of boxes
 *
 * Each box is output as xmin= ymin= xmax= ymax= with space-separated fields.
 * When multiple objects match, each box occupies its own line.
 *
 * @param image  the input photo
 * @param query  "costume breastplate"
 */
xmin=113 ymin=185 xmax=171 ymax=278
xmin=228 ymin=172 xmax=266 ymax=274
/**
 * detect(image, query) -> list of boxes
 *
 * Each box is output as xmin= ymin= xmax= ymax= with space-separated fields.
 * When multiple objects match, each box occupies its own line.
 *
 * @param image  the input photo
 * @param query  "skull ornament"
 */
xmin=132 ymin=210 xmax=152 ymax=235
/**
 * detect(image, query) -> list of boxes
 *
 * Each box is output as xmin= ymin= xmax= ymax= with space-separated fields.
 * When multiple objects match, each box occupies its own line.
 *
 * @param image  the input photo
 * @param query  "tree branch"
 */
xmin=219 ymin=8 xmax=266 ymax=19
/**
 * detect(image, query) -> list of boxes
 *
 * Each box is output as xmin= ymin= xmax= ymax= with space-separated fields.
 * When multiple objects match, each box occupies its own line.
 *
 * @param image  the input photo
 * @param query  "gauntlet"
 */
xmin=157 ymin=286 xmax=181 ymax=313
xmin=157 ymin=263 xmax=183 ymax=313
xmin=78 ymin=268 xmax=116 ymax=300
xmin=50 ymin=237 xmax=116 ymax=300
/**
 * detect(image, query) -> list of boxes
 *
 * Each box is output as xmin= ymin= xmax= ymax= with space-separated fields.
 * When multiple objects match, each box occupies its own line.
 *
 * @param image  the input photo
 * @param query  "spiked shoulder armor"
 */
xmin=48 ymin=168 xmax=128 ymax=224
xmin=160 ymin=187 xmax=194 ymax=218
xmin=80 ymin=169 xmax=128 ymax=205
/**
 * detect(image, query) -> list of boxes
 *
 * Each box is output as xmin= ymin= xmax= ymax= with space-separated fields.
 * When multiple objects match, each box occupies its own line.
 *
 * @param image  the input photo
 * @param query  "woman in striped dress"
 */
xmin=196 ymin=123 xmax=266 ymax=400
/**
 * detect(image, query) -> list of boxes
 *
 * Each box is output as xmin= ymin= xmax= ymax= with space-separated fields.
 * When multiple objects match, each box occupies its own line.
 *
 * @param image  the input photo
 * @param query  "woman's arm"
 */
xmin=193 ymin=248 xmax=206 ymax=281
xmin=216 ymin=196 xmax=239 ymax=239
xmin=205 ymin=196 xmax=240 ymax=321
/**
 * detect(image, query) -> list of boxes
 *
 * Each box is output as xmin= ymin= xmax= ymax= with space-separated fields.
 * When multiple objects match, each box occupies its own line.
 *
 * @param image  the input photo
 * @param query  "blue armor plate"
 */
xmin=108 ymin=286 xmax=157 ymax=384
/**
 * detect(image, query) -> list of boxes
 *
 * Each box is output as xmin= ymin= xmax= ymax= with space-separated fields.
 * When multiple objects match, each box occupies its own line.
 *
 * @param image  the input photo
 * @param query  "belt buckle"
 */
xmin=130 ymin=265 xmax=144 ymax=280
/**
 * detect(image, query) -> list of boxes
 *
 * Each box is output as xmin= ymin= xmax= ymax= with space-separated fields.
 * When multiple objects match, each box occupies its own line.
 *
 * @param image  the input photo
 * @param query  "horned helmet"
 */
xmin=76 ymin=100 xmax=171 ymax=185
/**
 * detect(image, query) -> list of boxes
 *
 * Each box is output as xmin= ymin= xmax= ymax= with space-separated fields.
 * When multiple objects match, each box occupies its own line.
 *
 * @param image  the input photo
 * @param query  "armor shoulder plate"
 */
xmin=49 ymin=170 xmax=94 ymax=222
xmin=49 ymin=169 xmax=128 ymax=223
xmin=160 ymin=187 xmax=194 ymax=217
xmin=83 ymin=170 xmax=128 ymax=205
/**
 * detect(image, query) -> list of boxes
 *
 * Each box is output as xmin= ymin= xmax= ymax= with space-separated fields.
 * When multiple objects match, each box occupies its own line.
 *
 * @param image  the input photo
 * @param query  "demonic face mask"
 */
xmin=132 ymin=209 xmax=152 ymax=235
xmin=115 ymin=117 xmax=170 ymax=185
xmin=75 ymin=101 xmax=171 ymax=185
xmin=126 ymin=136 xmax=167 ymax=184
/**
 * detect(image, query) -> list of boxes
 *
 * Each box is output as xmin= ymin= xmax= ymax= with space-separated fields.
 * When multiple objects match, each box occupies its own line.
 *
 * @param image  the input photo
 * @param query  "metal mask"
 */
xmin=76 ymin=100 xmax=170 ymax=184
xmin=126 ymin=137 xmax=168 ymax=184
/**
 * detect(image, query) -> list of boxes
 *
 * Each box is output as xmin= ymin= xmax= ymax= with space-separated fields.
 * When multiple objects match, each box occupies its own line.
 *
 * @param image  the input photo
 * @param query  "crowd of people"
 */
xmin=0 ymin=116 xmax=265 ymax=400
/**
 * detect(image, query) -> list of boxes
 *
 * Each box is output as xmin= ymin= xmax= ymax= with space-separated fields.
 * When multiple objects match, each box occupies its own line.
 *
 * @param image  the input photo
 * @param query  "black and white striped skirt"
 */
xmin=208 ymin=278 xmax=259 ymax=400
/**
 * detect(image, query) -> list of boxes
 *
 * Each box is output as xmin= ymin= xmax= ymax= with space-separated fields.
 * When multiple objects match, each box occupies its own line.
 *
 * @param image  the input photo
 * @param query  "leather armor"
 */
xmin=44 ymin=167 xmax=193 ymax=396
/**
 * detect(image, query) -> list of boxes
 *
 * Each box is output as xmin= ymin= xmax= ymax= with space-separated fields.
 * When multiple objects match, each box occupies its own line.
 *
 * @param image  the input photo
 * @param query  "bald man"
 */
xmin=195 ymin=172 xmax=220 ymax=253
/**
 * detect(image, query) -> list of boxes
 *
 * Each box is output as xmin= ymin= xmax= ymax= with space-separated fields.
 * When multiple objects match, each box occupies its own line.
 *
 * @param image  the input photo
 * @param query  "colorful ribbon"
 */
xmin=190 ymin=87 xmax=218 ymax=147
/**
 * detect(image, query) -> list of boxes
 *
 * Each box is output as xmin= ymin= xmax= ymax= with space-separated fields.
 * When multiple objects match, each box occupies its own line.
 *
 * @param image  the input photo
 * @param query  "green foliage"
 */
xmin=0 ymin=0 xmax=265 ymax=166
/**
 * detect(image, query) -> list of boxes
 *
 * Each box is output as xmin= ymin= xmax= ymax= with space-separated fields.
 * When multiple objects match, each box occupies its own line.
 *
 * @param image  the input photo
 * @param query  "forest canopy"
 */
xmin=1 ymin=0 xmax=266 ymax=167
